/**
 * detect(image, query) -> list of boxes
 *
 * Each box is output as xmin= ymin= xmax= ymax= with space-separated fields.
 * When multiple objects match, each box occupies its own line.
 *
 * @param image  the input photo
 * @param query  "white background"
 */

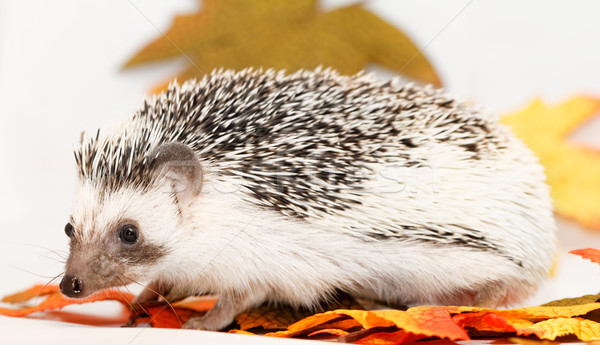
xmin=1 ymin=1 xmax=600 ymax=344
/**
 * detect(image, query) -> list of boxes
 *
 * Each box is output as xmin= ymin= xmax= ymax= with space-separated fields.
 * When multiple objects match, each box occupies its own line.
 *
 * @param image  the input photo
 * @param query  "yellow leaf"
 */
xmin=542 ymin=293 xmax=600 ymax=307
xmin=509 ymin=337 xmax=559 ymax=345
xmin=501 ymin=97 xmax=600 ymax=230
xmin=496 ymin=303 xmax=600 ymax=319
xmin=124 ymin=0 xmax=441 ymax=91
xmin=530 ymin=317 xmax=600 ymax=341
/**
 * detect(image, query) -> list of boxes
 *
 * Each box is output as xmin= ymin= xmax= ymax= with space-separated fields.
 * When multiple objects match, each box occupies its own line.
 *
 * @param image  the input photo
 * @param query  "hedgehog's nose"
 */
xmin=60 ymin=275 xmax=83 ymax=298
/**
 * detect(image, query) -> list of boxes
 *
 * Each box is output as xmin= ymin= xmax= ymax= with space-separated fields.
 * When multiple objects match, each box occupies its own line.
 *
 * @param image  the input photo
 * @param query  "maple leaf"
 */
xmin=570 ymin=248 xmax=600 ymax=265
xmin=124 ymin=0 xmax=440 ymax=92
xmin=501 ymin=97 xmax=600 ymax=230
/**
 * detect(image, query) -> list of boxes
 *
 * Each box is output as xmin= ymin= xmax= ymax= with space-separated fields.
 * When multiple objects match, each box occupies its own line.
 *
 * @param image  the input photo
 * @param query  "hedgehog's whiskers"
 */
xmin=34 ymin=271 xmax=65 ymax=299
xmin=116 ymin=276 xmax=150 ymax=316
xmin=18 ymin=243 xmax=69 ymax=261
xmin=121 ymin=275 xmax=182 ymax=327
xmin=38 ymin=252 xmax=67 ymax=264
xmin=114 ymin=276 xmax=148 ymax=327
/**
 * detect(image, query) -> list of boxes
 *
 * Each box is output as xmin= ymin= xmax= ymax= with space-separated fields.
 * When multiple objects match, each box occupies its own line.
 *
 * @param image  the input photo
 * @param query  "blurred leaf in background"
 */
xmin=502 ymin=97 xmax=600 ymax=231
xmin=124 ymin=0 xmax=441 ymax=91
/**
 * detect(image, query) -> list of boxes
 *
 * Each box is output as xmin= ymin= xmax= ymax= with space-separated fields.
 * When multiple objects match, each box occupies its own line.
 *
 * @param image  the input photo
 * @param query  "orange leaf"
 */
xmin=372 ymin=307 xmax=470 ymax=341
xmin=337 ymin=309 xmax=395 ymax=329
xmin=454 ymin=312 xmax=517 ymax=332
xmin=307 ymin=328 xmax=349 ymax=337
xmin=321 ymin=318 xmax=362 ymax=331
xmin=265 ymin=312 xmax=349 ymax=337
xmin=172 ymin=296 xmax=217 ymax=312
xmin=355 ymin=330 xmax=423 ymax=345
xmin=452 ymin=312 xmax=542 ymax=337
xmin=570 ymin=248 xmax=600 ymax=265
xmin=0 ymin=285 xmax=134 ymax=317
xmin=134 ymin=306 xmax=203 ymax=329
xmin=1 ymin=284 xmax=60 ymax=303
xmin=5 ymin=282 xmax=600 ymax=343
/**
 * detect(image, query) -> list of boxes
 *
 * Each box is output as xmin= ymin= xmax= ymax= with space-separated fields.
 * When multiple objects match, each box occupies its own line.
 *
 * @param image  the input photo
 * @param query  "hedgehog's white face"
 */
xmin=60 ymin=182 xmax=182 ymax=298
xmin=61 ymin=142 xmax=203 ymax=298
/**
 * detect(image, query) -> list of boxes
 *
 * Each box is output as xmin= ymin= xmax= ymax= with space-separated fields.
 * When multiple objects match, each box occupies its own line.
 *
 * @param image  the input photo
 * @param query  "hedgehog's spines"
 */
xmin=76 ymin=67 xmax=502 ymax=221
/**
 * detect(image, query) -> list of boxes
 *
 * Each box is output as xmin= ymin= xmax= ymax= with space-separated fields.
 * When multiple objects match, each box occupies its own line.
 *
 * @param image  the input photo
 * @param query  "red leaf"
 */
xmin=570 ymin=248 xmax=600 ymax=265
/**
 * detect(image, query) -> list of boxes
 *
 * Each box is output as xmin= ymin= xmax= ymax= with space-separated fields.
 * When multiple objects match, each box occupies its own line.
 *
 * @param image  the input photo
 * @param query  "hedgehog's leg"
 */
xmin=132 ymin=280 xmax=184 ymax=308
xmin=183 ymin=290 xmax=267 ymax=331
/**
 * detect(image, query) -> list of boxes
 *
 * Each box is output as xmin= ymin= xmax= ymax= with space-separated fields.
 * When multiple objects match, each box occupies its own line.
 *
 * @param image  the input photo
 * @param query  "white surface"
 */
xmin=0 ymin=0 xmax=600 ymax=344
xmin=0 ymin=316 xmax=316 ymax=345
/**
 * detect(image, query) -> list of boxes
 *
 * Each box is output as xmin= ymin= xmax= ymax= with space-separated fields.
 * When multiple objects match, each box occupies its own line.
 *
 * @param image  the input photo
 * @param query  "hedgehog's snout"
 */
xmin=60 ymin=275 xmax=84 ymax=298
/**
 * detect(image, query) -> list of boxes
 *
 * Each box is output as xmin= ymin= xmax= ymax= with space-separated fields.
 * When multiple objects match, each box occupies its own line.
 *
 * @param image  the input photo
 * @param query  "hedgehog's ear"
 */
xmin=149 ymin=143 xmax=203 ymax=206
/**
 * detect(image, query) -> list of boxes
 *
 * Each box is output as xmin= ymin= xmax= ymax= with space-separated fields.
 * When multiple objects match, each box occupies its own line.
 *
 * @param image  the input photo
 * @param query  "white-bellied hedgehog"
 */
xmin=61 ymin=68 xmax=556 ymax=331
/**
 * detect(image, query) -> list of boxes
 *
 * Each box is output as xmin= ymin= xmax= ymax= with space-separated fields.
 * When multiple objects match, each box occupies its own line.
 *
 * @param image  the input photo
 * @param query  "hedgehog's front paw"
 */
xmin=183 ymin=291 xmax=265 ymax=331
xmin=182 ymin=315 xmax=232 ymax=331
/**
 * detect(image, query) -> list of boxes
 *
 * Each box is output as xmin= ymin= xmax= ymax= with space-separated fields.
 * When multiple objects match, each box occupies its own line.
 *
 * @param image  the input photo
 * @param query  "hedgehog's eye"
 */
xmin=119 ymin=225 xmax=139 ymax=244
xmin=64 ymin=223 xmax=74 ymax=238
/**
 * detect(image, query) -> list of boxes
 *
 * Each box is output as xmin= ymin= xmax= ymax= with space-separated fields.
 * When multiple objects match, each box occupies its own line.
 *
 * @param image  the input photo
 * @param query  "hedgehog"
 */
xmin=60 ymin=68 xmax=557 ymax=331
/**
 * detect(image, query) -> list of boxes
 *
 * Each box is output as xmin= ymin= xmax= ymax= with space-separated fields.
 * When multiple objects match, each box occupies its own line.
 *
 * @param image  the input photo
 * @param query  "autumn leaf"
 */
xmin=265 ymin=308 xmax=468 ymax=342
xmin=307 ymin=328 xmax=349 ymax=337
xmin=350 ymin=330 xmax=423 ymax=345
xmin=1 ymin=284 xmax=60 ymax=303
xmin=0 ymin=284 xmax=134 ymax=317
xmin=236 ymin=304 xmax=313 ymax=331
xmin=260 ymin=301 xmax=600 ymax=342
xmin=509 ymin=337 xmax=559 ymax=345
xmin=372 ymin=308 xmax=470 ymax=341
xmin=172 ymin=296 xmax=217 ymax=312
xmin=5 ymin=268 xmax=600 ymax=344
xmin=124 ymin=0 xmax=440 ymax=92
xmin=452 ymin=312 xmax=541 ymax=337
xmin=132 ymin=305 xmax=202 ymax=329
xmin=529 ymin=318 xmax=600 ymax=341
xmin=501 ymin=97 xmax=600 ymax=230
xmin=236 ymin=291 xmax=363 ymax=331
xmin=542 ymin=293 xmax=600 ymax=307
xmin=570 ymin=248 xmax=600 ymax=265
xmin=266 ymin=312 xmax=355 ymax=338
xmin=494 ymin=303 xmax=600 ymax=319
